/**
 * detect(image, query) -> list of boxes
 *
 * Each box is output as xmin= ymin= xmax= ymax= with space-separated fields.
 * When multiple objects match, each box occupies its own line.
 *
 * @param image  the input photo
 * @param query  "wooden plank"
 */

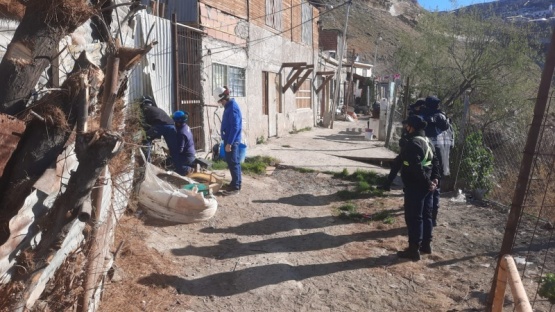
xmin=282 ymin=67 xmax=304 ymax=93
xmin=293 ymin=68 xmax=313 ymax=93
xmin=281 ymin=62 xmax=306 ymax=68
xmin=315 ymin=75 xmax=333 ymax=93
xmin=316 ymin=71 xmax=334 ymax=76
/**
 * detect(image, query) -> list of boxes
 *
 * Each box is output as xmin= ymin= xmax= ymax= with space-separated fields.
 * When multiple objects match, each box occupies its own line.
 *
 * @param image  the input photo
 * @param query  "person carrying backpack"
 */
xmin=421 ymin=96 xmax=451 ymax=226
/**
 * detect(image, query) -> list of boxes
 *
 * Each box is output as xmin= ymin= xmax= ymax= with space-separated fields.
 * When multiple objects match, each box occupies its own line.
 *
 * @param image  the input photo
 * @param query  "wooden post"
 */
xmin=504 ymin=255 xmax=533 ymax=312
xmin=492 ymin=255 xmax=533 ymax=312
xmin=99 ymin=56 xmax=120 ymax=130
xmin=492 ymin=256 xmax=508 ymax=312
xmin=76 ymin=74 xmax=89 ymax=134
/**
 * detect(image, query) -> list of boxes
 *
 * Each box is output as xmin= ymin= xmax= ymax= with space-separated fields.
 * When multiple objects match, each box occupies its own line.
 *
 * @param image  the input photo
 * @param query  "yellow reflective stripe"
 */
xmin=413 ymin=136 xmax=433 ymax=167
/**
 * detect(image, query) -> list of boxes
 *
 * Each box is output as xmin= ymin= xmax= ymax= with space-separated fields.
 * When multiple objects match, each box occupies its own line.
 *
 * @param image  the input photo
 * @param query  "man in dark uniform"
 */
xmin=397 ymin=115 xmax=440 ymax=261
xmin=378 ymin=99 xmax=426 ymax=191
xmin=421 ymin=96 xmax=451 ymax=226
xmin=140 ymin=96 xmax=178 ymax=163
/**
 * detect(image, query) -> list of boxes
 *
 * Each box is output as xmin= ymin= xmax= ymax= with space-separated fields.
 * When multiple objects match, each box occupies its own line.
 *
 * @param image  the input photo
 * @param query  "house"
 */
xmin=135 ymin=0 xmax=323 ymax=151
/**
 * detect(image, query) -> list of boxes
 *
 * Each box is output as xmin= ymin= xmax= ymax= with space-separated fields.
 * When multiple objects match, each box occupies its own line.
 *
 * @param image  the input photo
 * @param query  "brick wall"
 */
xmin=319 ymin=29 xmax=339 ymax=51
xmin=199 ymin=3 xmax=247 ymax=45
xmin=201 ymin=0 xmax=247 ymax=19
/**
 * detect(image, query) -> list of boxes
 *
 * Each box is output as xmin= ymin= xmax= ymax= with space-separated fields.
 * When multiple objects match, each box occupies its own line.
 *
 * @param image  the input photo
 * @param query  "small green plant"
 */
xmin=539 ymin=273 xmax=555 ymax=304
xmin=289 ymin=126 xmax=312 ymax=134
xmin=338 ymin=203 xmax=357 ymax=213
xmin=241 ymin=155 xmax=279 ymax=175
xmin=372 ymin=210 xmax=395 ymax=224
xmin=460 ymin=131 xmax=494 ymax=194
xmin=256 ymin=136 xmax=266 ymax=144
xmin=337 ymin=203 xmax=365 ymax=220
xmin=211 ymin=160 xmax=228 ymax=170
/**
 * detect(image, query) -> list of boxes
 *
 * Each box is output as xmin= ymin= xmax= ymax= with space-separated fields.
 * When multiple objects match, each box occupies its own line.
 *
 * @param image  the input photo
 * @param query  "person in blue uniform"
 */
xmin=397 ymin=115 xmax=440 ymax=261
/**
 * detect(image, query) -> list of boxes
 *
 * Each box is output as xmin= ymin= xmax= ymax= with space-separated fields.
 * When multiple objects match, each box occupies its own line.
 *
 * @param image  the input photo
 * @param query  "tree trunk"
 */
xmin=0 ymin=0 xmax=92 ymax=115
xmin=0 ymin=52 xmax=103 ymax=244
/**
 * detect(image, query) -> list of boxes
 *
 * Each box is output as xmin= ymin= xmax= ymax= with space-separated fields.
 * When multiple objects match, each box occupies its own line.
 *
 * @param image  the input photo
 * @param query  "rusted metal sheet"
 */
xmin=0 ymin=145 xmax=78 ymax=284
xmin=0 ymin=113 xmax=26 ymax=177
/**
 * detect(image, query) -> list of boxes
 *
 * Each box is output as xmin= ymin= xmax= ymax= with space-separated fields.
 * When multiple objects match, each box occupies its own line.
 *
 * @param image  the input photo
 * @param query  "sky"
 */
xmin=418 ymin=0 xmax=497 ymax=12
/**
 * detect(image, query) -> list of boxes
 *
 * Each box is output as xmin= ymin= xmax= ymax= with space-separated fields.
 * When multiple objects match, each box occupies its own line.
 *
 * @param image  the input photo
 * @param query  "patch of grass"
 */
xmin=289 ymin=126 xmax=312 ymax=134
xmin=338 ymin=203 xmax=357 ymax=213
xmin=332 ymin=169 xmax=387 ymax=197
xmin=372 ymin=210 xmax=395 ymax=224
xmin=294 ymin=167 xmax=316 ymax=173
xmin=211 ymin=160 xmax=228 ymax=170
xmin=256 ymin=136 xmax=266 ymax=144
xmin=241 ymin=155 xmax=280 ymax=175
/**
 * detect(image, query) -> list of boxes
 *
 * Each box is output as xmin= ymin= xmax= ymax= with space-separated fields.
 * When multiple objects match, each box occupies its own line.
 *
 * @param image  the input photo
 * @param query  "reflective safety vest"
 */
xmin=403 ymin=136 xmax=434 ymax=167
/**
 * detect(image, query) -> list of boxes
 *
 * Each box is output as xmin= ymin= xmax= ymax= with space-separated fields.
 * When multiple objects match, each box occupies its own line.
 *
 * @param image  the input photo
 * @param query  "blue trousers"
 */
xmin=225 ymin=142 xmax=242 ymax=190
xmin=174 ymin=154 xmax=196 ymax=176
xmin=404 ymin=187 xmax=433 ymax=246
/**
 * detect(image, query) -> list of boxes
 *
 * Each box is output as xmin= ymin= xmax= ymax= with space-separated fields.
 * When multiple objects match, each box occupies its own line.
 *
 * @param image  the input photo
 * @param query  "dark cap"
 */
xmin=405 ymin=115 xmax=427 ymax=131
xmin=425 ymin=96 xmax=441 ymax=110
xmin=409 ymin=99 xmax=426 ymax=110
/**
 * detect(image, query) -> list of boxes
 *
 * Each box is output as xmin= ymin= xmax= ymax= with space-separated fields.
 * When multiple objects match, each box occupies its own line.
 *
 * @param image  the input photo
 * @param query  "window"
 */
xmin=296 ymin=78 xmax=311 ymax=109
xmin=301 ymin=2 xmax=312 ymax=44
xmin=213 ymin=63 xmax=246 ymax=97
xmin=266 ymin=0 xmax=282 ymax=30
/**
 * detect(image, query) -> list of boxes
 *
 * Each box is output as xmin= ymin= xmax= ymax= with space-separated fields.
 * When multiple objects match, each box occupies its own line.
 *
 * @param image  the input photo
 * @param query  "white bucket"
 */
xmin=365 ymin=128 xmax=374 ymax=140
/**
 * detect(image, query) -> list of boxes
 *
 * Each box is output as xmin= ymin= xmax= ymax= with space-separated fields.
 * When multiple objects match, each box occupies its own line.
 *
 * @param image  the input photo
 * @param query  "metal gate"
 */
xmin=173 ymin=19 xmax=205 ymax=151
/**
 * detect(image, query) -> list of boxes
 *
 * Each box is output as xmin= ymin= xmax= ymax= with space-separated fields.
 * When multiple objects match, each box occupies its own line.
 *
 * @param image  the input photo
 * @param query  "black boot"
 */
xmin=420 ymin=241 xmax=432 ymax=254
xmin=397 ymin=244 xmax=421 ymax=261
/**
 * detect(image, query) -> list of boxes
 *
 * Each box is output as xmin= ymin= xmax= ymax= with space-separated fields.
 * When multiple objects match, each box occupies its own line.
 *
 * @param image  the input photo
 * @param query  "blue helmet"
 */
xmin=172 ymin=110 xmax=188 ymax=123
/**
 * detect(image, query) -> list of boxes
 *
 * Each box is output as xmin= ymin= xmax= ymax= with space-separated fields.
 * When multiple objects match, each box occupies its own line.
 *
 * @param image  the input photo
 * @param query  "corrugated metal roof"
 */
xmin=128 ymin=11 xmax=175 ymax=115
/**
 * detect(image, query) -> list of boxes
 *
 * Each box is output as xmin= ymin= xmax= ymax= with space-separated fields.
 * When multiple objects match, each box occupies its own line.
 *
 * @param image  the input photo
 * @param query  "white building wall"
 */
xmin=200 ymin=23 xmax=317 ymax=148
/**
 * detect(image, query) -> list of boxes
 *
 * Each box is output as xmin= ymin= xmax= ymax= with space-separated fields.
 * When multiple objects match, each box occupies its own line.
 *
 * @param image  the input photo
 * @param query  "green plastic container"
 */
xmin=183 ymin=183 xmax=210 ymax=196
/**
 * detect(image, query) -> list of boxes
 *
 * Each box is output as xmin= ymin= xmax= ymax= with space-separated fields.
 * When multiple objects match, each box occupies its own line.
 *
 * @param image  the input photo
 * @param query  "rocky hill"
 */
xmin=318 ymin=0 xmax=424 ymax=76
xmin=318 ymin=0 xmax=553 ymax=76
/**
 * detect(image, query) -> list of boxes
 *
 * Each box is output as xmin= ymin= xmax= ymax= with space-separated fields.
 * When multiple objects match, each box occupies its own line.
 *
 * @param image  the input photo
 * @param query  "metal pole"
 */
xmin=172 ymin=13 xmax=180 ymax=112
xmin=330 ymin=0 xmax=352 ymax=129
xmin=373 ymin=34 xmax=382 ymax=77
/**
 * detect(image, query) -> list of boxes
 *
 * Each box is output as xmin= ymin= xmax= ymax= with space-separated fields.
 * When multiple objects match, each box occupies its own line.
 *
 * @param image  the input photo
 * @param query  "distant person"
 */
xmin=215 ymin=86 xmax=243 ymax=196
xmin=172 ymin=110 xmax=196 ymax=176
xmin=372 ymin=101 xmax=380 ymax=119
xmin=397 ymin=115 xmax=440 ymax=261
xmin=421 ymin=96 xmax=450 ymax=226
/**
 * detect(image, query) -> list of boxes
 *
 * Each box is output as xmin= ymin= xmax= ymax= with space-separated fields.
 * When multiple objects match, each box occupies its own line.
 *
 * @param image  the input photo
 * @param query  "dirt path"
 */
xmin=100 ymin=164 xmax=555 ymax=312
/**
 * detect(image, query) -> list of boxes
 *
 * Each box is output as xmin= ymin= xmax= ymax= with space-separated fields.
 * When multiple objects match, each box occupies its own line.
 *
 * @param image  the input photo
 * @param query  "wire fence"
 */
xmin=384 ymin=84 xmax=555 ymax=308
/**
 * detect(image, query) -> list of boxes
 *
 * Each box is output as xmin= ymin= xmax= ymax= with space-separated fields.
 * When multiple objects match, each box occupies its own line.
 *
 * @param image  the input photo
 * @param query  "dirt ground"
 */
xmin=99 ymin=165 xmax=555 ymax=312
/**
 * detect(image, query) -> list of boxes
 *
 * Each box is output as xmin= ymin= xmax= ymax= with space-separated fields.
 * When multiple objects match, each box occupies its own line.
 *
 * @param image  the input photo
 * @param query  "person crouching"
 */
xmin=172 ymin=110 xmax=196 ymax=176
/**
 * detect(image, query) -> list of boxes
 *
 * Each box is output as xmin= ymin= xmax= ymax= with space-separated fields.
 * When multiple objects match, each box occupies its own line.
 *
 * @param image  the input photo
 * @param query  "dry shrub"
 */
xmin=37 ymin=251 xmax=87 ymax=311
xmin=0 ymin=0 xmax=26 ymax=21
xmin=32 ymin=0 xmax=93 ymax=29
